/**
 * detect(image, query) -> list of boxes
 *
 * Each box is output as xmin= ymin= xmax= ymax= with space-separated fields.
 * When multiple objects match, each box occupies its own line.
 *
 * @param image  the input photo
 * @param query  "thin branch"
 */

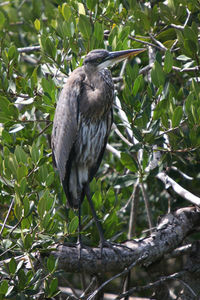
xmin=113 ymin=124 xmax=133 ymax=147
xmin=172 ymin=66 xmax=200 ymax=72
xmin=129 ymin=35 xmax=163 ymax=51
xmin=171 ymin=8 xmax=191 ymax=30
xmin=106 ymin=144 xmax=121 ymax=159
xmin=128 ymin=179 xmax=140 ymax=238
xmin=157 ymin=172 xmax=200 ymax=206
xmin=87 ymin=254 xmax=148 ymax=300
xmin=149 ymin=33 xmax=167 ymax=51
xmin=0 ymin=198 xmax=15 ymax=237
xmin=36 ymin=122 xmax=52 ymax=137
xmin=140 ymin=182 xmax=154 ymax=231
xmin=165 ymin=244 xmax=192 ymax=259
xmin=0 ymin=1 xmax=9 ymax=6
xmin=170 ymin=166 xmax=193 ymax=181
xmin=139 ymin=63 xmax=154 ymax=75
xmin=115 ymin=270 xmax=195 ymax=299
xmin=115 ymin=96 xmax=135 ymax=143
xmin=17 ymin=46 xmax=41 ymax=53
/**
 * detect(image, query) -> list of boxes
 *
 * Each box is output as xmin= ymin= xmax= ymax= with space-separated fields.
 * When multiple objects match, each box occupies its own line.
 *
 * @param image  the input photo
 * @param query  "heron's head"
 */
xmin=83 ymin=48 xmax=146 ymax=73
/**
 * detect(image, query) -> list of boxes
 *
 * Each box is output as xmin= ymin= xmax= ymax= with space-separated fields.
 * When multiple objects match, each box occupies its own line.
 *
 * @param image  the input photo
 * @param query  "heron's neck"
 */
xmin=86 ymin=70 xmax=104 ymax=89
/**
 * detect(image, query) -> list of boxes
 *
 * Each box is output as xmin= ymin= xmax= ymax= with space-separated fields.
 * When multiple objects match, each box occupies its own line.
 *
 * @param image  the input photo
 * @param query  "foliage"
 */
xmin=0 ymin=0 xmax=200 ymax=298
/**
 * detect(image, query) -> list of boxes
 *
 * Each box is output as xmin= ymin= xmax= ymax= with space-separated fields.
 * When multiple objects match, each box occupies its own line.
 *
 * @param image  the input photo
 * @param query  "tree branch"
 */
xmin=35 ymin=207 xmax=200 ymax=276
xmin=157 ymin=172 xmax=200 ymax=206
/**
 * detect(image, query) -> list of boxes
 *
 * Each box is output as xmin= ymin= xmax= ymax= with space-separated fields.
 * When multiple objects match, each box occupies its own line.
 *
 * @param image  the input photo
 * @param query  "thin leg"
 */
xmin=84 ymin=184 xmax=105 ymax=253
xmin=77 ymin=200 xmax=82 ymax=260
xmin=85 ymin=184 xmax=127 ymax=259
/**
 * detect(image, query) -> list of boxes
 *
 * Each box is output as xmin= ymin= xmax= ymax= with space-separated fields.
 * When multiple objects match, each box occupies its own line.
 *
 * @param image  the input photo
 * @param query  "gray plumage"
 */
xmin=51 ymin=48 xmax=145 ymax=209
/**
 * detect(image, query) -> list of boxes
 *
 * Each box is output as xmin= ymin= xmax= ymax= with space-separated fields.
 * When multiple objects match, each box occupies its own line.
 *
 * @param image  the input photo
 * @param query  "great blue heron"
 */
xmin=52 ymin=48 xmax=145 ymax=252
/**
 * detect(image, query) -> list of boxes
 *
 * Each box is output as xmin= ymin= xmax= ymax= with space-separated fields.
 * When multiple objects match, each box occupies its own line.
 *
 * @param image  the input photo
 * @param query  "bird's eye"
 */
xmin=97 ymin=58 xmax=102 ymax=63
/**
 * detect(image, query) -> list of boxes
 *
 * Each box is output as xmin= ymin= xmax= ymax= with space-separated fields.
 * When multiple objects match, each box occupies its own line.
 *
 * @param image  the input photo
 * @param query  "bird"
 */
xmin=51 ymin=48 xmax=145 ymax=252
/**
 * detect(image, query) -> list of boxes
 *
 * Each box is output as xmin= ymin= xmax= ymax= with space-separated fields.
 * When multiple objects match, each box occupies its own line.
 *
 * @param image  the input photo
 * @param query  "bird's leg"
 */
xmin=84 ymin=183 xmax=105 ymax=256
xmin=85 ymin=184 xmax=129 ymax=260
xmin=77 ymin=200 xmax=83 ymax=260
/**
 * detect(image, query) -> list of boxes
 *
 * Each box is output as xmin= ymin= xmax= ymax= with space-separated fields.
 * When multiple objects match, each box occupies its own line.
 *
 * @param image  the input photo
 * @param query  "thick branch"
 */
xmin=45 ymin=207 xmax=200 ymax=274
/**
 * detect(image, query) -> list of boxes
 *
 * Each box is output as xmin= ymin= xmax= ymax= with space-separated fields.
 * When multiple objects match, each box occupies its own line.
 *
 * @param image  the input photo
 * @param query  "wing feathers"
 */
xmin=51 ymin=68 xmax=85 ymax=181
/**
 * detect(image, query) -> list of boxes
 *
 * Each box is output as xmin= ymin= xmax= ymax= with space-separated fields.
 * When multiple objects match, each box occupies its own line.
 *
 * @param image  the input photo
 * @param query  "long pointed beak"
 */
xmin=108 ymin=48 xmax=146 ymax=63
xmin=97 ymin=48 xmax=146 ymax=70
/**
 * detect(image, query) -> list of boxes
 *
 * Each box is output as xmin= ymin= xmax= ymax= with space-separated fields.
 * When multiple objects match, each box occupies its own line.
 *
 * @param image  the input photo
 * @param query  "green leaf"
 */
xmin=37 ymin=193 xmax=47 ymax=218
xmin=49 ymin=278 xmax=58 ymax=297
xmin=132 ymin=74 xmax=143 ymax=96
xmin=30 ymin=143 xmax=40 ymax=164
xmin=23 ymin=196 xmax=30 ymax=217
xmin=17 ymin=163 xmax=28 ymax=182
xmin=119 ymin=26 xmax=130 ymax=41
xmin=6 ymin=155 xmax=18 ymax=179
xmin=45 ymin=37 xmax=56 ymax=59
xmin=0 ymin=112 xmax=11 ymax=123
xmin=153 ymin=99 xmax=167 ymax=120
xmin=15 ymin=145 xmax=27 ymax=164
xmin=94 ymin=22 xmax=104 ymax=41
xmin=68 ymin=216 xmax=79 ymax=233
xmin=8 ymin=45 xmax=17 ymax=61
xmin=0 ymin=96 xmax=10 ymax=114
xmin=132 ymin=127 xmax=143 ymax=142
xmin=120 ymin=153 xmax=138 ymax=173
xmin=78 ymin=2 xmax=85 ymax=15
xmin=164 ymin=50 xmax=173 ymax=73
xmin=0 ymin=280 xmax=8 ymax=295
xmin=46 ymin=172 xmax=54 ymax=187
xmin=34 ymin=18 xmax=40 ymax=31
xmin=19 ymin=177 xmax=27 ymax=195
xmin=9 ymin=258 xmax=17 ymax=274
xmin=87 ymin=0 xmax=97 ymax=10
xmin=184 ymin=39 xmax=197 ymax=57
xmin=47 ymin=255 xmax=57 ymax=273
xmin=0 ymin=11 xmax=5 ymax=30
xmin=61 ymin=3 xmax=71 ymax=21
xmin=172 ymin=106 xmax=183 ymax=127
xmin=78 ymin=15 xmax=92 ymax=38
xmin=38 ymin=164 xmax=48 ymax=183
xmin=151 ymin=61 xmax=165 ymax=87
xmin=24 ymin=233 xmax=33 ymax=250
xmin=14 ymin=201 xmax=23 ymax=220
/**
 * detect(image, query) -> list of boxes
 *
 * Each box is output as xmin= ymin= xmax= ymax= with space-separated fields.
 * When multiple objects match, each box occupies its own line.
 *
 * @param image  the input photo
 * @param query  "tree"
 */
xmin=0 ymin=0 xmax=200 ymax=299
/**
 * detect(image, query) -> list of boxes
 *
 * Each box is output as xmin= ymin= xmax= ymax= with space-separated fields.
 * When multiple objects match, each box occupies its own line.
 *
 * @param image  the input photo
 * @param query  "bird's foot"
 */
xmin=77 ymin=240 xmax=96 ymax=261
xmin=99 ymin=239 xmax=125 ymax=259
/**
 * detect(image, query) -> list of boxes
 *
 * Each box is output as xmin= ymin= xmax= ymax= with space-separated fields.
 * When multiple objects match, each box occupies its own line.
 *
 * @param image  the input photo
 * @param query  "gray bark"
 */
xmin=44 ymin=207 xmax=200 ymax=275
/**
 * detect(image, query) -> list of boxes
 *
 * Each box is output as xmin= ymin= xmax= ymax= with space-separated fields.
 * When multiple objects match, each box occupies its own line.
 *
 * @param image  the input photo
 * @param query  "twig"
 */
xmin=115 ymin=270 xmax=196 ymax=299
xmin=140 ymin=182 xmax=154 ymax=231
xmin=157 ymin=172 xmax=200 ymax=206
xmin=172 ymin=66 xmax=199 ymax=72
xmin=106 ymin=144 xmax=121 ymax=159
xmin=139 ymin=63 xmax=154 ymax=75
xmin=165 ymin=244 xmax=192 ymax=259
xmin=17 ymin=46 xmax=41 ymax=53
xmin=115 ymin=96 xmax=135 ymax=143
xmin=0 ymin=1 xmax=9 ymax=6
xmin=0 ymin=198 xmax=15 ymax=237
xmin=36 ymin=122 xmax=52 ymax=137
xmin=80 ymin=276 xmax=96 ymax=298
xmin=149 ymin=33 xmax=167 ymax=51
xmin=128 ymin=179 xmax=140 ymax=239
xmin=113 ymin=124 xmax=133 ymax=147
xmin=129 ymin=35 xmax=163 ymax=51
xmin=170 ymin=166 xmax=193 ymax=181
xmin=87 ymin=253 xmax=148 ymax=300
xmin=171 ymin=8 xmax=191 ymax=30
